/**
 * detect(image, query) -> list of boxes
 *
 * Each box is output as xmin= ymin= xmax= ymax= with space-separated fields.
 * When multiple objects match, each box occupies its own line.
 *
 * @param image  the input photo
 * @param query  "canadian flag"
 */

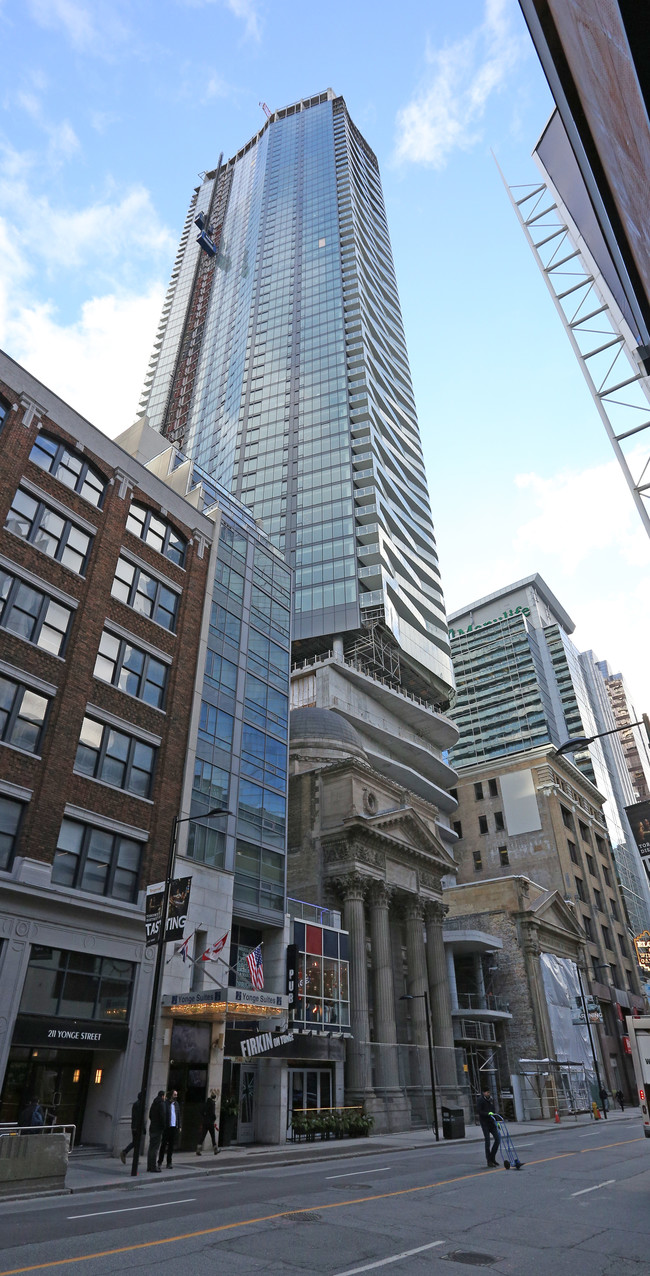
xmin=201 ymin=932 xmax=229 ymax=962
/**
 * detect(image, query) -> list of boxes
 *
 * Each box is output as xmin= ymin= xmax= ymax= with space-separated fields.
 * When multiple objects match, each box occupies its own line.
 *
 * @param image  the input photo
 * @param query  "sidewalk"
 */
xmin=59 ymin=1107 xmax=638 ymax=1198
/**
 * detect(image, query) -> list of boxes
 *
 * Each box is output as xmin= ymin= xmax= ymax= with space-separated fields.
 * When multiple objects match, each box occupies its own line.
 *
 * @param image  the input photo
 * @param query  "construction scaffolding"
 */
xmin=517 ymin=1059 xmax=595 ymax=1121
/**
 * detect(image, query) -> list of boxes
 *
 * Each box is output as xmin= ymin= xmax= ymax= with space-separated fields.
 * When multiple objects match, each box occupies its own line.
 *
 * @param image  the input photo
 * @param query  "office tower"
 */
xmin=508 ymin=2 xmax=650 ymax=536
xmin=138 ymin=91 xmax=459 ymax=1131
xmin=596 ymin=663 xmax=650 ymax=803
xmin=449 ymin=574 xmax=650 ymax=937
xmin=138 ymin=89 xmax=454 ymax=711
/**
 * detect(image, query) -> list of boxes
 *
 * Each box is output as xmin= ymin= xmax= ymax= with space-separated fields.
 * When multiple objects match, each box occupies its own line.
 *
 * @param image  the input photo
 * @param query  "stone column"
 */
xmin=340 ymin=873 xmax=371 ymax=1099
xmin=369 ymin=882 xmax=399 ymax=1091
xmin=425 ymin=902 xmax=457 ymax=1093
xmin=403 ymin=898 xmax=428 ymax=1046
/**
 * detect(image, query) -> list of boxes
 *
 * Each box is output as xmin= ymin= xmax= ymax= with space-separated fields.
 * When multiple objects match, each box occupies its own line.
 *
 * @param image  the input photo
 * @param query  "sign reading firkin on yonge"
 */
xmin=449 ymin=605 xmax=531 ymax=640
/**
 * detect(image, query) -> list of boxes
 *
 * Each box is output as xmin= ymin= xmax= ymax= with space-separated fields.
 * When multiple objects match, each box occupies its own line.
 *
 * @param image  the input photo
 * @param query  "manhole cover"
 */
xmin=281 ymin=1211 xmax=321 ymax=1223
xmin=441 ymin=1253 xmax=497 ymax=1267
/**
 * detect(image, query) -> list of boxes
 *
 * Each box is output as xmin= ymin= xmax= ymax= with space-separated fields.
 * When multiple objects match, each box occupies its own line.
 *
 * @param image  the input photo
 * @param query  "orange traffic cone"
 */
xmin=554 ymin=1109 xmax=560 ymax=1124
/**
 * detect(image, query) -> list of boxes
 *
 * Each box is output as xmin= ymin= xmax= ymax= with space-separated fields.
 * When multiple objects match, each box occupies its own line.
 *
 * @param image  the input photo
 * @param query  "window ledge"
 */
xmin=70 ymin=772 xmax=154 ymax=804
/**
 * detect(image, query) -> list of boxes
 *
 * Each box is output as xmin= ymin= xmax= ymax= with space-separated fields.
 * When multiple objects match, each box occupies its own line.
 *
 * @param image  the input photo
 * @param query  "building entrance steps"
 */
xmin=1 ymin=1107 xmax=635 ymax=1201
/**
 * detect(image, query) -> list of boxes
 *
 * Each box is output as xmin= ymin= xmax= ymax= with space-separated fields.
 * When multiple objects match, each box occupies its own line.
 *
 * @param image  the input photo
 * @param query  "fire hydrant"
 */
xmin=592 ymin=1100 xmax=601 ymax=1120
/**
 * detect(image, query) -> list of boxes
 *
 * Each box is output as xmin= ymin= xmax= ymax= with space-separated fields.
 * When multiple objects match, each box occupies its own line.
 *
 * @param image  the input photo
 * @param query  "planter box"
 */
xmin=0 ymin=1133 xmax=68 ymax=1196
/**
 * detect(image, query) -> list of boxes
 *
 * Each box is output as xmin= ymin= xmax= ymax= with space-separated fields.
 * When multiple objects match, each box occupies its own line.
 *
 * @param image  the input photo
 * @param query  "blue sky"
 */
xmin=1 ymin=0 xmax=649 ymax=710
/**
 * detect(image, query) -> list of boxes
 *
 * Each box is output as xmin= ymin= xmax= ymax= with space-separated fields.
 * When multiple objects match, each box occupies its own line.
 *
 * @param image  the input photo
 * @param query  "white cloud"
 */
xmin=27 ymin=0 xmax=130 ymax=53
xmin=15 ymin=89 xmax=80 ymax=162
xmin=395 ymin=0 xmax=525 ymax=168
xmin=4 ymin=286 xmax=166 ymax=437
xmin=180 ymin=0 xmax=261 ymax=42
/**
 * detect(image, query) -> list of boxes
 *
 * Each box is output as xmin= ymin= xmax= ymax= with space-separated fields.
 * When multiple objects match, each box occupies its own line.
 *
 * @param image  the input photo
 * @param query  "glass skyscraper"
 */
xmin=139 ymin=89 xmax=454 ymax=710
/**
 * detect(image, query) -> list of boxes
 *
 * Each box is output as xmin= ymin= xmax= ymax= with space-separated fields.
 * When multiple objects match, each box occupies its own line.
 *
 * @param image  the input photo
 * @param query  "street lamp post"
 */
xmin=555 ymin=717 xmax=650 ymax=756
xmin=130 ymin=806 xmax=230 ymax=1177
xmin=401 ymin=991 xmax=439 ymax=1140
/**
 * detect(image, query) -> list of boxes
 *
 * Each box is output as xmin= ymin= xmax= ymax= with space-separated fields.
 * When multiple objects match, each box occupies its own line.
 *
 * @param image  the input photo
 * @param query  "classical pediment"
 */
xmin=342 ymin=807 xmax=456 ymax=873
xmin=525 ymin=889 xmax=585 ymax=942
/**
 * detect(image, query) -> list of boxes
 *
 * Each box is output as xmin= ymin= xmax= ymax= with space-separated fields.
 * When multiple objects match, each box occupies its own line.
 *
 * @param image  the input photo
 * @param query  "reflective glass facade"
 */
xmin=139 ymin=91 xmax=454 ymax=706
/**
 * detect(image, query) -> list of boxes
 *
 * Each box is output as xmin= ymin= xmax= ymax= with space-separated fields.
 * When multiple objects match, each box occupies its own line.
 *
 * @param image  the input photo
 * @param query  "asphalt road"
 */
xmin=1 ymin=1121 xmax=648 ymax=1276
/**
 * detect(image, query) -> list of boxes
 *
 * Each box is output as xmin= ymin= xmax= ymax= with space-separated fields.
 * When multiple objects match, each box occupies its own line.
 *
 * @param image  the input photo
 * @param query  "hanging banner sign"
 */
xmin=145 ymin=876 xmax=192 ymax=943
xmin=286 ymin=944 xmax=298 ymax=1011
xmin=572 ymin=995 xmax=603 ymax=1025
xmin=634 ymin=931 xmax=650 ymax=973
xmin=626 ymin=800 xmax=650 ymax=858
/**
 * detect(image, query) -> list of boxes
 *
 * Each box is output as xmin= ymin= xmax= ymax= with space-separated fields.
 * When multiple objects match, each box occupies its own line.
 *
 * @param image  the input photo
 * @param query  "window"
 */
xmin=560 ymin=806 xmax=574 ymax=832
xmin=578 ymin=819 xmax=591 ymax=844
xmin=0 ymin=794 xmax=25 ymax=870
xmin=488 ymin=779 xmax=498 ymax=797
xmin=93 ymin=630 xmax=168 ymax=709
xmin=494 ymin=810 xmax=504 ymax=832
xmin=594 ymin=889 xmax=603 ymax=912
xmin=595 ymin=835 xmax=608 ymax=858
xmin=603 ymin=865 xmax=612 ymax=888
xmin=29 ymin=433 xmax=106 ymax=507
xmin=233 ymin=840 xmax=285 ymax=912
xmin=243 ymin=674 xmax=288 ymax=734
xmin=602 ymin=925 xmax=612 ymax=951
xmin=575 ymin=877 xmax=585 ymax=902
xmin=198 ymin=702 xmax=234 ymax=750
xmin=618 ymin=931 xmax=628 ymax=958
xmin=205 ymin=650 xmax=238 ymax=697
xmin=478 ymin=815 xmax=488 ymax=835
xmin=609 ymin=896 xmax=619 ymax=922
xmin=0 ymin=569 xmax=73 ymax=656
xmin=0 ymin=676 xmax=49 ymax=753
xmin=126 ymin=501 xmax=186 ymax=567
xmin=5 ymin=488 xmax=93 ymax=574
xmin=111 ymin=556 xmax=179 ymax=631
xmin=237 ymin=779 xmax=286 ymax=849
xmin=74 ymin=716 xmax=156 ymax=798
xmin=568 ymin=839 xmax=579 ymax=865
xmin=498 ymin=846 xmax=509 ymax=866
xmin=52 ymin=818 xmax=142 ymax=901
xmin=0 ymin=397 xmax=9 ymax=433
xmin=20 ymin=946 xmax=134 ymax=1020
xmin=583 ymin=914 xmax=593 ymax=940
xmin=449 ymin=787 xmax=458 ymax=801
xmin=473 ymin=851 xmax=482 ymax=872
xmin=585 ymin=853 xmax=596 ymax=877
xmin=241 ymin=724 xmax=286 ymax=789
xmin=453 ymin=820 xmax=462 ymax=839
xmin=474 ymin=782 xmax=484 ymax=801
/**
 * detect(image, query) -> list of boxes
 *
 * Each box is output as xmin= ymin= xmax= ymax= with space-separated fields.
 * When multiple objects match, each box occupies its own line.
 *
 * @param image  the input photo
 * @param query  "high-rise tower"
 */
xmin=139 ymin=89 xmax=454 ymax=711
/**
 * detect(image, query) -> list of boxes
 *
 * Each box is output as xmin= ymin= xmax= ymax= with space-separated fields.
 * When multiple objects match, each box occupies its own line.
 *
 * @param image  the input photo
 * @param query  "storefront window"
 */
xmin=18 ymin=947 xmax=135 ymax=1022
xmin=290 ymin=921 xmax=349 ymax=1031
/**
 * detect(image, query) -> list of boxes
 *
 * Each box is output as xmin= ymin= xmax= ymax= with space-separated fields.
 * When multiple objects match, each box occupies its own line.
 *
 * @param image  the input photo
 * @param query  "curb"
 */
xmin=0 ymin=1112 xmax=638 ymax=1205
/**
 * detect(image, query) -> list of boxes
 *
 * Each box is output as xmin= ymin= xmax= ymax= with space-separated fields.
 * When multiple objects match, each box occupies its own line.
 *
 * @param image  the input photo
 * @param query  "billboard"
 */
xmin=626 ymin=800 xmax=650 ymax=861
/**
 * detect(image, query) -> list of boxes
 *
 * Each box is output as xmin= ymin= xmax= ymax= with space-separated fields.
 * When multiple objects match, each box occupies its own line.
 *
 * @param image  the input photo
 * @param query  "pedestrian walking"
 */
xmin=147 ymin=1090 xmax=166 ymax=1173
xmin=18 ymin=1097 xmax=44 ymax=1132
xmin=158 ymin=1089 xmax=181 ymax=1168
xmin=599 ymin=1085 xmax=609 ymax=1118
xmin=477 ymin=1087 xmax=500 ymax=1167
xmin=615 ymin=1088 xmax=625 ymax=1112
xmin=196 ymin=1089 xmax=220 ymax=1155
xmin=120 ymin=1092 xmax=145 ymax=1164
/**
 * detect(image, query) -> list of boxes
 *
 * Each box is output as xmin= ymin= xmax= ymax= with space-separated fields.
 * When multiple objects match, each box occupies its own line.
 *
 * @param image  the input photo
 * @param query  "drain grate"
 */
xmin=281 ymin=1211 xmax=322 ymax=1223
xmin=441 ymin=1253 xmax=497 ymax=1267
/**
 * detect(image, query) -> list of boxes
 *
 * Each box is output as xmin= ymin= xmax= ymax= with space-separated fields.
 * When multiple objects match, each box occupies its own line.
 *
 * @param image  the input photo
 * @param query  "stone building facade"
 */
xmin=288 ymin=706 xmax=459 ymax=1132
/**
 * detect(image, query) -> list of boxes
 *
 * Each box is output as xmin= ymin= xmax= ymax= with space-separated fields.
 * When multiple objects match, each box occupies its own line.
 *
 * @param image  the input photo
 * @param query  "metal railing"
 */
xmin=0 ymin=1123 xmax=76 ymax=1151
xmin=456 ymin=993 xmax=510 ymax=1013
xmin=291 ymin=650 xmax=450 ymax=718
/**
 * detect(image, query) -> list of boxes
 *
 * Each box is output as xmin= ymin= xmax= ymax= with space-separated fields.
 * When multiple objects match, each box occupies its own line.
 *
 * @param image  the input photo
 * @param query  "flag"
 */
xmin=201 ymin=932 xmax=229 ymax=963
xmin=177 ymin=935 xmax=192 ymax=963
xmin=247 ymin=944 xmax=264 ymax=990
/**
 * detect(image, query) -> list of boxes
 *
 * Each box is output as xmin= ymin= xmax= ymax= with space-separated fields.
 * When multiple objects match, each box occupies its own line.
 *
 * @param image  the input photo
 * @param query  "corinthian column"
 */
xmin=369 ymin=882 xmax=399 ymax=1091
xmin=340 ymin=873 xmax=371 ymax=1098
xmin=403 ymin=897 xmax=428 ymax=1047
xmin=425 ymin=901 xmax=457 ymax=1091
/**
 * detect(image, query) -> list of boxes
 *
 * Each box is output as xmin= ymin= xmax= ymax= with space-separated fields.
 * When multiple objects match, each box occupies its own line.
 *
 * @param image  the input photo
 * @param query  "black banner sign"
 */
xmin=626 ymin=800 xmax=650 ymax=860
xmin=286 ymin=944 xmax=298 ymax=1011
xmin=145 ymin=876 xmax=192 ymax=943
xmin=12 ymin=1015 xmax=130 ymax=1051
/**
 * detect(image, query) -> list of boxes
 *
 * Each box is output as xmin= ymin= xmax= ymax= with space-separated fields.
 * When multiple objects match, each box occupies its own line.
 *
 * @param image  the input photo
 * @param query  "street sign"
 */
xmin=145 ymin=876 xmax=192 ymax=942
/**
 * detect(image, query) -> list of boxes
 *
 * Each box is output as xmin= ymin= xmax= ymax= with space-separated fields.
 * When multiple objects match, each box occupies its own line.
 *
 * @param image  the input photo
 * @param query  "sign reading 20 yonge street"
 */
xmin=145 ymin=876 xmax=192 ymax=943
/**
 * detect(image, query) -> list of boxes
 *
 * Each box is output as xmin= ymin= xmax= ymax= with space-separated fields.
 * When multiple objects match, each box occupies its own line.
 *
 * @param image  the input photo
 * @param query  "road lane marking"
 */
xmin=68 ymin=1199 xmax=195 ymax=1220
xmin=334 ymin=1240 xmax=444 ymax=1274
xmin=327 ymin=1168 xmax=390 ymax=1180
xmin=571 ymin=1179 xmax=615 ymax=1197
xmin=0 ymin=1140 xmax=644 ymax=1276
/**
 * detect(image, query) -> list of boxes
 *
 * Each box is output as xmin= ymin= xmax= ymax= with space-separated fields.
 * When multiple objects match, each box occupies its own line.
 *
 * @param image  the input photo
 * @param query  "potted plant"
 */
xmin=219 ymin=1094 xmax=239 ymax=1147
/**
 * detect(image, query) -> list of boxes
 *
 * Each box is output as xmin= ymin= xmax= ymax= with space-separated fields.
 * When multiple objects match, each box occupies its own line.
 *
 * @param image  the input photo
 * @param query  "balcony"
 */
xmin=452 ymin=992 xmax=511 ymax=1020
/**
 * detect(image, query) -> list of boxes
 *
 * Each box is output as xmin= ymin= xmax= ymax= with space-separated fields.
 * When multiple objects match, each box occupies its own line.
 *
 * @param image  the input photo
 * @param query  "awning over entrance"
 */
xmin=161 ymin=987 xmax=288 ymax=1021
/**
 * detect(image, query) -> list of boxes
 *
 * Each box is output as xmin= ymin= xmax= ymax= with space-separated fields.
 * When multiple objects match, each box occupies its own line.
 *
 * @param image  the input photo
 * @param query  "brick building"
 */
xmin=450 ymin=744 xmax=644 ymax=1098
xmin=0 ymin=351 xmax=217 ymax=1146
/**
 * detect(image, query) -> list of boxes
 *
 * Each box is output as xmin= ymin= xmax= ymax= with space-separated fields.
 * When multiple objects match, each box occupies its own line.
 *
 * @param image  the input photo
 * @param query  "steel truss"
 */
xmin=502 ymin=174 xmax=650 ymax=537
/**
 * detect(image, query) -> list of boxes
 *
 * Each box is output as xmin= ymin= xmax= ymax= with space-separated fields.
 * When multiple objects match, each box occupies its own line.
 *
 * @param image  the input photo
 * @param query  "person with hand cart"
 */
xmin=477 ymin=1087 xmax=500 ymax=1167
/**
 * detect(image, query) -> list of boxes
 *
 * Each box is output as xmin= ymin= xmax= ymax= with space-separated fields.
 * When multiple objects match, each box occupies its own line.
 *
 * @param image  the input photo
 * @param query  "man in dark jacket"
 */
xmin=120 ymin=1093 xmax=145 ymax=1164
xmin=147 ymin=1091 xmax=166 ymax=1172
xmin=477 ymin=1088 xmax=500 ymax=1167
xmin=158 ymin=1089 xmax=181 ymax=1168
xmin=196 ymin=1089 xmax=220 ymax=1155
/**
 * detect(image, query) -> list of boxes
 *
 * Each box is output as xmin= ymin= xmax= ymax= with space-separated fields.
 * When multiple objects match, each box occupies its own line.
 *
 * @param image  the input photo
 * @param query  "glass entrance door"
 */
xmin=238 ymin=1067 xmax=255 ymax=1143
xmin=287 ymin=1068 xmax=333 ymax=1136
xmin=0 ymin=1048 xmax=92 ymax=1143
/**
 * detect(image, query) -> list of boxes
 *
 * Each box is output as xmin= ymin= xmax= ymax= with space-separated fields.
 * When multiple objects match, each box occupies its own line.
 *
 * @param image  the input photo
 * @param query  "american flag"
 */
xmin=246 ymin=944 xmax=264 ymax=990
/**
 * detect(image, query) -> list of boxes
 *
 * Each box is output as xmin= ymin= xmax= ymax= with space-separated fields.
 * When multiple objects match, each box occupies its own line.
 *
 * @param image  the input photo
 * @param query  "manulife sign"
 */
xmin=449 ymin=605 xmax=531 ymax=640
